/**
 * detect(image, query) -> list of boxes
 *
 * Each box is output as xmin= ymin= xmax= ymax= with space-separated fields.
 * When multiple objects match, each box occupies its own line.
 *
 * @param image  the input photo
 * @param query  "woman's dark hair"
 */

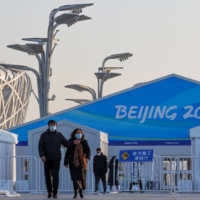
xmin=70 ymin=128 xmax=85 ymax=140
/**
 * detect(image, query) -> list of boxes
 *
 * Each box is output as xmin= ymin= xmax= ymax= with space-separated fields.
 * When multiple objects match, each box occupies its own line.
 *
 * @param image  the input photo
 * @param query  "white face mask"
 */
xmin=97 ymin=153 xmax=101 ymax=156
xmin=49 ymin=126 xmax=56 ymax=132
xmin=76 ymin=133 xmax=82 ymax=140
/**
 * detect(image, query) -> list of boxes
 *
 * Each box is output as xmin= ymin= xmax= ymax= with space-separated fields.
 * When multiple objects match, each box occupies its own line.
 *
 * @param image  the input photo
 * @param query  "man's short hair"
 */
xmin=48 ymin=120 xmax=57 ymax=125
xmin=96 ymin=148 xmax=101 ymax=151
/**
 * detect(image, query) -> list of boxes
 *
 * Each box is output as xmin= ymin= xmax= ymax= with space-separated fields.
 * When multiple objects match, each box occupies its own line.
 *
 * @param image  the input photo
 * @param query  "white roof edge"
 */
xmin=189 ymin=126 xmax=200 ymax=137
xmin=8 ymin=73 xmax=200 ymax=131
xmin=0 ymin=129 xmax=18 ymax=144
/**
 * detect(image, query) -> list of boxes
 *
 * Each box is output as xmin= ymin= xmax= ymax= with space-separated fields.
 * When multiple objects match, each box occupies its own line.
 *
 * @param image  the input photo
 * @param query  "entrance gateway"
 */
xmin=112 ymin=149 xmax=190 ymax=192
xmin=112 ymin=149 xmax=156 ymax=192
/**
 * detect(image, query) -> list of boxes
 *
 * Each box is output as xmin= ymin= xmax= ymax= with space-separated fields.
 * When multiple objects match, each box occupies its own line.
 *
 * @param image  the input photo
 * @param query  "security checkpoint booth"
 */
xmin=28 ymin=120 xmax=108 ymax=192
xmin=0 ymin=129 xmax=18 ymax=191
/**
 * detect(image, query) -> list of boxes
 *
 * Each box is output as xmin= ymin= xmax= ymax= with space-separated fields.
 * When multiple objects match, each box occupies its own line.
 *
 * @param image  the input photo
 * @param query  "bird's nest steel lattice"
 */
xmin=0 ymin=65 xmax=32 ymax=129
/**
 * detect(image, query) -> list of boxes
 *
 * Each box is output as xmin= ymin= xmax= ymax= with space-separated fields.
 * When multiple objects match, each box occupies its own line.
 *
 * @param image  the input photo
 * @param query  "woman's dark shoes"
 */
xmin=47 ymin=193 xmax=52 ymax=198
xmin=73 ymin=190 xmax=78 ymax=198
xmin=79 ymin=189 xmax=84 ymax=198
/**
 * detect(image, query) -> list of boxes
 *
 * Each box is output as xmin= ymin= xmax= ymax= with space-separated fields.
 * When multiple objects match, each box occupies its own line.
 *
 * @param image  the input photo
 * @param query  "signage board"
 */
xmin=118 ymin=149 xmax=154 ymax=162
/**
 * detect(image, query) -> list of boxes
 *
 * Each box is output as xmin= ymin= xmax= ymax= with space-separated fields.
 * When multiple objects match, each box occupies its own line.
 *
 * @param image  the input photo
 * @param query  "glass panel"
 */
xmin=163 ymin=174 xmax=171 ymax=186
xmin=179 ymin=158 xmax=191 ymax=170
xmin=24 ymin=159 xmax=28 ymax=172
xmin=163 ymin=158 xmax=177 ymax=170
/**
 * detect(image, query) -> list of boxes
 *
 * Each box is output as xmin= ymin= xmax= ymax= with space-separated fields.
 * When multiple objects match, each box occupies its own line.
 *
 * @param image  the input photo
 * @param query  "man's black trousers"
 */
xmin=44 ymin=160 xmax=60 ymax=195
xmin=94 ymin=173 xmax=106 ymax=191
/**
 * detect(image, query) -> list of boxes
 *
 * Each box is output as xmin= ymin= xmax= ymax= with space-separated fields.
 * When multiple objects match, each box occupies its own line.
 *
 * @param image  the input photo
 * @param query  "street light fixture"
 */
xmin=98 ymin=67 xmax=123 ymax=73
xmin=6 ymin=43 xmax=46 ymax=116
xmin=54 ymin=13 xmax=91 ymax=27
xmin=65 ymin=98 xmax=90 ymax=104
xmin=95 ymin=53 xmax=133 ymax=98
xmin=101 ymin=53 xmax=133 ymax=73
xmin=49 ymin=3 xmax=93 ymax=22
xmin=65 ymin=84 xmax=96 ymax=100
xmin=7 ymin=44 xmax=45 ymax=72
xmin=22 ymin=37 xmax=59 ymax=44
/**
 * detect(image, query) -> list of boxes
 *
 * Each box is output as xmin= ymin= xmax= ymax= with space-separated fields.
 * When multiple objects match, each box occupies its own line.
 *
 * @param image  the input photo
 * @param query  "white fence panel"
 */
xmin=0 ymin=156 xmax=37 ymax=193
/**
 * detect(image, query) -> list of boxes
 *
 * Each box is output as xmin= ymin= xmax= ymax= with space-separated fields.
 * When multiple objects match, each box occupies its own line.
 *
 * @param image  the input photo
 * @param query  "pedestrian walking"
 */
xmin=64 ymin=128 xmax=91 ymax=199
xmin=108 ymin=156 xmax=119 ymax=191
xmin=38 ymin=120 xmax=80 ymax=199
xmin=93 ymin=148 xmax=108 ymax=193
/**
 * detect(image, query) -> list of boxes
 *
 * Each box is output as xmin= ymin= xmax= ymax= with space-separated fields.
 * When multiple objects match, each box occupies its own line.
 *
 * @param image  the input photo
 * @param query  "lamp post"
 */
xmin=95 ymin=53 xmax=133 ymax=98
xmin=65 ymin=98 xmax=90 ymax=104
xmin=65 ymin=84 xmax=96 ymax=100
xmin=21 ymin=37 xmax=58 ymax=116
xmin=45 ymin=3 xmax=93 ymax=115
xmin=7 ymin=43 xmax=46 ymax=116
xmin=0 ymin=64 xmax=44 ymax=117
xmin=6 ymin=4 xmax=93 ymax=117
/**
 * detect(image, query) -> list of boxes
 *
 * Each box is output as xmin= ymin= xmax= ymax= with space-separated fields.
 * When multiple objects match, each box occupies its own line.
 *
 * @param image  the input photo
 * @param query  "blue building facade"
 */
xmin=9 ymin=74 xmax=200 ymax=147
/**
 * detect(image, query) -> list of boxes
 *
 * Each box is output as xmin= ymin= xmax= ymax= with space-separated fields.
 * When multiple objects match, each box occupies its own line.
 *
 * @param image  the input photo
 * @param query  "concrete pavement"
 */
xmin=2 ymin=192 xmax=200 ymax=200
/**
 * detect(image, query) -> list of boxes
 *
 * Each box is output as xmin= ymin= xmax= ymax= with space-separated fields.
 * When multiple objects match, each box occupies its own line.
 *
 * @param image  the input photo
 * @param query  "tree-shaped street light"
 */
xmin=45 ymin=3 xmax=93 ymax=115
xmin=95 ymin=53 xmax=133 ymax=98
xmin=6 ymin=3 xmax=93 ymax=117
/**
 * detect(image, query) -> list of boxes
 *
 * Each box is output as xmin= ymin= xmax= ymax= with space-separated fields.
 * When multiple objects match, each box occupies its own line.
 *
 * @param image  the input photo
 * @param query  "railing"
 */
xmin=172 ymin=156 xmax=200 ymax=195
xmin=0 ymin=156 xmax=37 ymax=193
xmin=110 ymin=156 xmax=174 ymax=194
xmin=1 ymin=155 xmax=200 ymax=196
xmin=38 ymin=156 xmax=94 ymax=193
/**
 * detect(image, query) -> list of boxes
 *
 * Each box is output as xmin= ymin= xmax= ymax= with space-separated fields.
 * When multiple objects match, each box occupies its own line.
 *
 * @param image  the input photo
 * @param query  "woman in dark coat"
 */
xmin=64 ymin=128 xmax=91 ymax=198
xmin=108 ymin=156 xmax=119 ymax=191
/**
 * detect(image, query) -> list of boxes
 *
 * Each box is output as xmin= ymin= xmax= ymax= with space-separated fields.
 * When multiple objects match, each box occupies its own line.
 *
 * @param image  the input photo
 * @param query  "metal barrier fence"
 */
xmin=0 ymin=156 xmax=37 ymax=193
xmin=110 ymin=155 xmax=200 ymax=195
xmin=38 ymin=156 xmax=94 ymax=193
xmin=1 ymin=155 xmax=200 ymax=195
xmin=172 ymin=156 xmax=200 ymax=195
xmin=0 ymin=155 xmax=94 ymax=194
xmin=112 ymin=156 xmax=173 ymax=193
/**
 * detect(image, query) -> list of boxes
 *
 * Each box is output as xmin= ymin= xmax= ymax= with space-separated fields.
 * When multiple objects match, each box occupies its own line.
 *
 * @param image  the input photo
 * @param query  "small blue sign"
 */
xmin=119 ymin=149 xmax=154 ymax=162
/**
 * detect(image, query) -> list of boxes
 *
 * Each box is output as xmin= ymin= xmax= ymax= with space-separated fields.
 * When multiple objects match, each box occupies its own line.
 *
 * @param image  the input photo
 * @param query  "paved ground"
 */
xmin=1 ymin=192 xmax=200 ymax=200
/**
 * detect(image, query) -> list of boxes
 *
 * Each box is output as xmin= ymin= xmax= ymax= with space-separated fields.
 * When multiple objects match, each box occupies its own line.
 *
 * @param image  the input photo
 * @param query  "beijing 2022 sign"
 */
xmin=115 ymin=105 xmax=200 ymax=123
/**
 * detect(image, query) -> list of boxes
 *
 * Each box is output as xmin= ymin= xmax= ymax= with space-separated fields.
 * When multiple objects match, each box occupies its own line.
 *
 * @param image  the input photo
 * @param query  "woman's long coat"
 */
xmin=64 ymin=138 xmax=91 ymax=189
xmin=108 ymin=156 xmax=119 ymax=186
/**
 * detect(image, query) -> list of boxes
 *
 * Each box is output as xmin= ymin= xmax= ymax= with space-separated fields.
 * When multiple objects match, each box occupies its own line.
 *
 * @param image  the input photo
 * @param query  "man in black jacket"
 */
xmin=38 ymin=120 xmax=80 ymax=199
xmin=93 ymin=148 xmax=108 ymax=193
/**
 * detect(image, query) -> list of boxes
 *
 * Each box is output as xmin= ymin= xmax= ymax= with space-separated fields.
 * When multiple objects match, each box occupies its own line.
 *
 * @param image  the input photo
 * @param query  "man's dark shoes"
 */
xmin=79 ymin=189 xmax=84 ymax=198
xmin=47 ymin=193 xmax=52 ymax=198
xmin=53 ymin=194 xmax=57 ymax=199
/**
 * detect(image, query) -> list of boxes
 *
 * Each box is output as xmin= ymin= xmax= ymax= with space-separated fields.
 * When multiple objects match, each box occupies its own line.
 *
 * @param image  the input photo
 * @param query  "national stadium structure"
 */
xmin=0 ymin=65 xmax=32 ymax=129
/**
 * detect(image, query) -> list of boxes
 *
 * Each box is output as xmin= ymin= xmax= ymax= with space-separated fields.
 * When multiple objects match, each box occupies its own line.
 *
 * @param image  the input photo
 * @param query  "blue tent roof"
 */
xmin=9 ymin=74 xmax=200 ymax=146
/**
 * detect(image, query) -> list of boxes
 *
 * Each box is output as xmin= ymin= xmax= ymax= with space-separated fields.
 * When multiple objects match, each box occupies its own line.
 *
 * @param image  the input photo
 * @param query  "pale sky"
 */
xmin=0 ymin=0 xmax=200 ymax=122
